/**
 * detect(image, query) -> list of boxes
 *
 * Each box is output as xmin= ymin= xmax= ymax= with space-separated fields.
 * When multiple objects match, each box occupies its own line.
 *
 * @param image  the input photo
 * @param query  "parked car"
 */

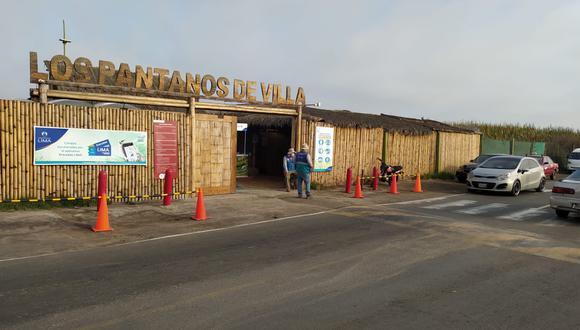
xmin=550 ymin=170 xmax=580 ymax=218
xmin=466 ymin=155 xmax=546 ymax=196
xmin=531 ymin=155 xmax=559 ymax=180
xmin=568 ymin=148 xmax=580 ymax=171
xmin=456 ymin=154 xmax=505 ymax=183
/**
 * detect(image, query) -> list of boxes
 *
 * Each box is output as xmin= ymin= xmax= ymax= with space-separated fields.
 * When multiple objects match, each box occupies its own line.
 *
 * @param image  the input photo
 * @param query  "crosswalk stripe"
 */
xmin=422 ymin=200 xmax=477 ymax=210
xmin=498 ymin=205 xmax=551 ymax=221
xmin=456 ymin=203 xmax=508 ymax=215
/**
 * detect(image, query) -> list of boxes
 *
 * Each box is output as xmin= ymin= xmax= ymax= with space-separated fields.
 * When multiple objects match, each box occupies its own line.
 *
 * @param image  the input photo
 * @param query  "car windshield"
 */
xmin=569 ymin=152 xmax=580 ymax=160
xmin=566 ymin=170 xmax=580 ymax=181
xmin=474 ymin=155 xmax=495 ymax=163
xmin=480 ymin=157 xmax=520 ymax=169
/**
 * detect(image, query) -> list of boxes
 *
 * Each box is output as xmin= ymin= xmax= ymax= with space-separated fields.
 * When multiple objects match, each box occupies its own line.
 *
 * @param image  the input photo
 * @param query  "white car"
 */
xmin=467 ymin=156 xmax=546 ymax=196
xmin=568 ymin=148 xmax=580 ymax=171
xmin=550 ymin=170 xmax=580 ymax=218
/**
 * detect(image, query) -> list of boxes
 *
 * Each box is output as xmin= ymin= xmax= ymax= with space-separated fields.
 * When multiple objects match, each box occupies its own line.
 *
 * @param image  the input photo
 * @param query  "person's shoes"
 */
xmin=306 ymin=194 xmax=311 ymax=199
xmin=297 ymin=194 xmax=304 ymax=198
xmin=286 ymin=189 xmax=291 ymax=192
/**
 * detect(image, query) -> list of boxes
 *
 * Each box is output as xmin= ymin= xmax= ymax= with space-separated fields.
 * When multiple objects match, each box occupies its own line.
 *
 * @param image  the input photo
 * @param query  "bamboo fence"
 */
xmin=439 ymin=132 xmax=480 ymax=173
xmin=0 ymin=99 xmax=236 ymax=200
xmin=301 ymin=120 xmax=384 ymax=186
xmin=384 ymin=132 xmax=437 ymax=175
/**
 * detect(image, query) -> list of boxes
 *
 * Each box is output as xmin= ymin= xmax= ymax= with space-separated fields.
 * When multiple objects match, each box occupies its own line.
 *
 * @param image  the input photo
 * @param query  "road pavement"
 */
xmin=2 ymin=183 xmax=580 ymax=329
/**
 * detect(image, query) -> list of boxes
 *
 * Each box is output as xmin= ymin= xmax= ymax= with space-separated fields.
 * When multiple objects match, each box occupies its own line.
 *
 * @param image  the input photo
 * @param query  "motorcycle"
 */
xmin=377 ymin=158 xmax=404 ymax=185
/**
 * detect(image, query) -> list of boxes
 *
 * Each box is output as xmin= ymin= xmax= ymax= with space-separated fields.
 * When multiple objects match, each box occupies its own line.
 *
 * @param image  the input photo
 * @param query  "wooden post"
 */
xmin=296 ymin=104 xmax=303 ymax=150
xmin=382 ymin=131 xmax=388 ymax=162
xmin=189 ymin=97 xmax=196 ymax=192
xmin=435 ymin=131 xmax=442 ymax=174
xmin=39 ymin=83 xmax=48 ymax=104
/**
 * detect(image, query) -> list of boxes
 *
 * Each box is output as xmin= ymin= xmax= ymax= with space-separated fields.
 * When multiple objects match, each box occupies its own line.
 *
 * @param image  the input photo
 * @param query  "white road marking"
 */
xmin=498 ymin=205 xmax=551 ymax=221
xmin=0 ymin=193 xmax=466 ymax=263
xmin=422 ymin=200 xmax=477 ymax=210
xmin=456 ymin=203 xmax=508 ymax=215
xmin=381 ymin=194 xmax=463 ymax=206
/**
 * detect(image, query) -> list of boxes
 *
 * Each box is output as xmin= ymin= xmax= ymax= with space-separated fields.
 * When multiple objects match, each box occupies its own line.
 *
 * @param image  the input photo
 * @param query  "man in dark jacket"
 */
xmin=295 ymin=143 xmax=314 ymax=198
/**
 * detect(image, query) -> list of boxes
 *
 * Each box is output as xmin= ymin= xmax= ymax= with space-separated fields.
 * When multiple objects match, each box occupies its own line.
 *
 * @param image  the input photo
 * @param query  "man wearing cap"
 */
xmin=295 ymin=143 xmax=314 ymax=198
xmin=282 ymin=148 xmax=296 ymax=192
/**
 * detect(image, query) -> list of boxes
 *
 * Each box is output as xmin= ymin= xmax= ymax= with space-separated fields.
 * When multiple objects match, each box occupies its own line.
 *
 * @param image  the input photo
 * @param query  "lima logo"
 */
xmin=37 ymin=131 xmax=51 ymax=143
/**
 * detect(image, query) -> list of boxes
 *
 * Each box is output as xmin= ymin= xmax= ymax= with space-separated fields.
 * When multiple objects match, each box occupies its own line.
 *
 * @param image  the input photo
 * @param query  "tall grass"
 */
xmin=450 ymin=121 xmax=580 ymax=166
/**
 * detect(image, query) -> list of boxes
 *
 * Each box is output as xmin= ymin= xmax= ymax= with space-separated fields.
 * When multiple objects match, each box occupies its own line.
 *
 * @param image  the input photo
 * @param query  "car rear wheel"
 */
xmin=511 ymin=180 xmax=521 ymax=196
xmin=556 ymin=209 xmax=569 ymax=218
xmin=535 ymin=178 xmax=546 ymax=192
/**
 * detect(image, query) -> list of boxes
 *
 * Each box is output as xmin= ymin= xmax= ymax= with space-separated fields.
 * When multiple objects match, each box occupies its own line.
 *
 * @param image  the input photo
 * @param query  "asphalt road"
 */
xmin=2 ymin=186 xmax=580 ymax=329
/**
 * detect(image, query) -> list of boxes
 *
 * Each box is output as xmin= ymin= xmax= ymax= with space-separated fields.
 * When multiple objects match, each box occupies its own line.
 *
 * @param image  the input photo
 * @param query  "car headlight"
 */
xmin=467 ymin=172 xmax=475 ymax=179
xmin=497 ymin=172 xmax=512 ymax=180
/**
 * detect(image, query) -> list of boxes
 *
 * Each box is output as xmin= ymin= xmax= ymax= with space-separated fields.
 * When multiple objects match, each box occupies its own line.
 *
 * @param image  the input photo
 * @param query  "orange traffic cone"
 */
xmin=353 ymin=176 xmax=364 ymax=198
xmin=389 ymin=174 xmax=400 ymax=194
xmin=92 ymin=194 xmax=113 ymax=232
xmin=192 ymin=188 xmax=208 ymax=221
xmin=413 ymin=173 xmax=423 ymax=193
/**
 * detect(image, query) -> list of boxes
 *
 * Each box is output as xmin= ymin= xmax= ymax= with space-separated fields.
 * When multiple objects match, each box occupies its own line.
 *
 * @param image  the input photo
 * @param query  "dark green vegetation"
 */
xmin=453 ymin=122 xmax=580 ymax=166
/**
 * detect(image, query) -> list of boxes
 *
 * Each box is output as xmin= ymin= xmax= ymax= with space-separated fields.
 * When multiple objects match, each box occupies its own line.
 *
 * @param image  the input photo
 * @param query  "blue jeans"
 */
xmin=297 ymin=172 xmax=311 ymax=196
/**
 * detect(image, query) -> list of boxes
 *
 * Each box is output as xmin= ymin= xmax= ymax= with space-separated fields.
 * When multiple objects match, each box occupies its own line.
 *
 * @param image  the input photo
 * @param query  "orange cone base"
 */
xmin=353 ymin=195 xmax=364 ymax=199
xmin=192 ymin=216 xmax=207 ymax=221
xmin=91 ymin=226 xmax=113 ymax=232
xmin=389 ymin=191 xmax=400 ymax=194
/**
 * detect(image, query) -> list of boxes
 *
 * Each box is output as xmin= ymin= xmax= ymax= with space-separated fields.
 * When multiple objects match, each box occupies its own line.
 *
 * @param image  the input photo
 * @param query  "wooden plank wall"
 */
xmin=384 ymin=132 xmax=437 ymax=175
xmin=0 ymin=99 xmax=236 ymax=200
xmin=439 ymin=132 xmax=480 ymax=173
xmin=300 ymin=120 xmax=384 ymax=186
xmin=194 ymin=113 xmax=236 ymax=195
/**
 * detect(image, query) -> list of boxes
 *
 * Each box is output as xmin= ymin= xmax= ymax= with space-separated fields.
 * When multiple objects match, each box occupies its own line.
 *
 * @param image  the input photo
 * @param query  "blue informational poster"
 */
xmin=314 ymin=126 xmax=334 ymax=172
xmin=34 ymin=126 xmax=147 ymax=165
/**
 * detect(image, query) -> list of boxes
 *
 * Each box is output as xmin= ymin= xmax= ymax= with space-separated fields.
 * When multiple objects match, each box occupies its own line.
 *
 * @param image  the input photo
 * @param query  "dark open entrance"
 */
xmin=236 ymin=115 xmax=294 ymax=189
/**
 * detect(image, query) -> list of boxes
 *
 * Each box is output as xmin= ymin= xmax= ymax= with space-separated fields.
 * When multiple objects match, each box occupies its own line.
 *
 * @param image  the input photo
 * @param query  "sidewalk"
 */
xmin=0 ymin=179 xmax=465 ymax=260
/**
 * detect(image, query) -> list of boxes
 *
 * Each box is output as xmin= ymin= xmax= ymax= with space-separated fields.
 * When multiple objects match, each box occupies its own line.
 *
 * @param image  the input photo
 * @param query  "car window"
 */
xmin=480 ymin=157 xmax=520 ymax=169
xmin=566 ymin=170 xmax=580 ymax=181
xmin=521 ymin=159 xmax=538 ymax=170
xmin=569 ymin=152 xmax=580 ymax=160
xmin=475 ymin=155 xmax=493 ymax=163
xmin=528 ymin=159 xmax=540 ymax=168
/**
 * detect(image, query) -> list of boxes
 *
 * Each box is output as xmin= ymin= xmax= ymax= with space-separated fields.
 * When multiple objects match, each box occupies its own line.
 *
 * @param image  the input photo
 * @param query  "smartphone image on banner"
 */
xmin=121 ymin=141 xmax=140 ymax=162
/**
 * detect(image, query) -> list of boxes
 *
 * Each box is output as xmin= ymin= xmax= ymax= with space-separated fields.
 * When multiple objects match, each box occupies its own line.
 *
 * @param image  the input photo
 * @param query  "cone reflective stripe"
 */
xmin=353 ymin=176 xmax=364 ymax=198
xmin=92 ymin=194 xmax=113 ymax=232
xmin=389 ymin=174 xmax=400 ymax=194
xmin=192 ymin=188 xmax=208 ymax=221
xmin=413 ymin=173 xmax=423 ymax=193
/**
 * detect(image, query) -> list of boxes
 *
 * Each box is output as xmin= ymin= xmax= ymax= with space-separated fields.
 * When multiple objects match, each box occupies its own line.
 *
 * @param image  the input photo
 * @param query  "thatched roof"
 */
xmin=239 ymin=107 xmax=478 ymax=135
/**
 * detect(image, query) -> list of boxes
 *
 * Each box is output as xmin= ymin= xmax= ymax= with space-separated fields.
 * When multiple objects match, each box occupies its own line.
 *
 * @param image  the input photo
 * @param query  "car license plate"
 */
xmin=476 ymin=183 xmax=485 ymax=188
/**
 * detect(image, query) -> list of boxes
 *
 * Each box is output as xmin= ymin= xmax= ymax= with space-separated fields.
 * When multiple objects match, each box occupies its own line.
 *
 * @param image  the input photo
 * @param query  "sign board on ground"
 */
xmin=34 ymin=126 xmax=147 ymax=165
xmin=314 ymin=126 xmax=334 ymax=172
xmin=153 ymin=121 xmax=178 ymax=178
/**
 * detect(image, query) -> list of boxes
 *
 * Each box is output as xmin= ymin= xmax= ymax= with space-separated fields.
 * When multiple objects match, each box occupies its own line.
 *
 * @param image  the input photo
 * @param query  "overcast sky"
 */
xmin=2 ymin=0 xmax=579 ymax=128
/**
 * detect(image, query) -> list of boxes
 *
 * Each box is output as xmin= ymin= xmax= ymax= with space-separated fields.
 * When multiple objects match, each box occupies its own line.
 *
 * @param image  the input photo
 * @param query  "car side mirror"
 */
xmin=543 ymin=162 xmax=549 ymax=165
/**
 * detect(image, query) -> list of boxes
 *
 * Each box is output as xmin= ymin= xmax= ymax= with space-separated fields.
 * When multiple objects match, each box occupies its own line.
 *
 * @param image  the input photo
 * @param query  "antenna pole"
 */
xmin=59 ymin=19 xmax=71 ymax=56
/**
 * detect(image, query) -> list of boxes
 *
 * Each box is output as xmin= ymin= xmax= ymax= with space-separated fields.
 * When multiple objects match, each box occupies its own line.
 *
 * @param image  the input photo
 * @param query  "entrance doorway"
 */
xmin=237 ymin=116 xmax=294 ymax=189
